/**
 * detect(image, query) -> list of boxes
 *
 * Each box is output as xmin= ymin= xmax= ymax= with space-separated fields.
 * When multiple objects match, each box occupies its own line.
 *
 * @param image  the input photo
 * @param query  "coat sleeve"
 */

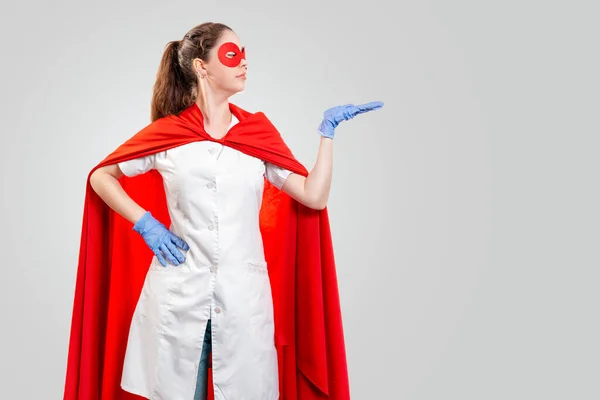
xmin=117 ymin=151 xmax=166 ymax=177
xmin=264 ymin=162 xmax=293 ymax=190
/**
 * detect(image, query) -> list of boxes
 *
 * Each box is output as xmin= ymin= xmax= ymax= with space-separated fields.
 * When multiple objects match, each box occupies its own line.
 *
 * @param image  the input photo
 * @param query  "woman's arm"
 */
xmin=89 ymin=164 xmax=147 ymax=224
xmin=280 ymin=100 xmax=383 ymax=210
xmin=281 ymin=136 xmax=333 ymax=210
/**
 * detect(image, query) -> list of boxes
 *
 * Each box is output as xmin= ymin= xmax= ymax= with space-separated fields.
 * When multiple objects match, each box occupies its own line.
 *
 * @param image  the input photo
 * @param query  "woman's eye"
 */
xmin=227 ymin=52 xmax=236 ymax=57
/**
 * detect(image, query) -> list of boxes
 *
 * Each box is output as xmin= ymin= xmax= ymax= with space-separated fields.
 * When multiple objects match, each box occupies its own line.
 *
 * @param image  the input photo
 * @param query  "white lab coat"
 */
xmin=117 ymin=114 xmax=292 ymax=400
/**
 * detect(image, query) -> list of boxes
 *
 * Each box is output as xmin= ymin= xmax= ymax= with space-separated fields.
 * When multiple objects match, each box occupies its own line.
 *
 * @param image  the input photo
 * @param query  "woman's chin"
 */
xmin=232 ymin=82 xmax=246 ymax=94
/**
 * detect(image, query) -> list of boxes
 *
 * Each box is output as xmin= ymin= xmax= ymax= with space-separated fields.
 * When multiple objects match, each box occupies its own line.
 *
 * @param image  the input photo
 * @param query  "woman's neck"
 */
xmin=195 ymin=97 xmax=232 ymax=126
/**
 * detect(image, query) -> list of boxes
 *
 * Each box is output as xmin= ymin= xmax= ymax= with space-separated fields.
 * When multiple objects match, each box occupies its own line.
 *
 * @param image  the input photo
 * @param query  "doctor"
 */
xmin=88 ymin=22 xmax=383 ymax=400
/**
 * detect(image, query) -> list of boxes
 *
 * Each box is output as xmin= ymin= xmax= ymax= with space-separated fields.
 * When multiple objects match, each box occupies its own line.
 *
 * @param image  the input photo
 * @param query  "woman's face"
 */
xmin=198 ymin=30 xmax=247 ymax=95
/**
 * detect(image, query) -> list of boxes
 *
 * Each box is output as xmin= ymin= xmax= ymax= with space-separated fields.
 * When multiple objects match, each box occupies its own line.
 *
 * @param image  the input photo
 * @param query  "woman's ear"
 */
xmin=193 ymin=58 xmax=207 ymax=78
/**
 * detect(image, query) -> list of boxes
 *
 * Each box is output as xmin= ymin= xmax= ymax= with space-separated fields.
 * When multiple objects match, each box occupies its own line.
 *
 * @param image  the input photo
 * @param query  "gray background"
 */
xmin=1 ymin=0 xmax=598 ymax=399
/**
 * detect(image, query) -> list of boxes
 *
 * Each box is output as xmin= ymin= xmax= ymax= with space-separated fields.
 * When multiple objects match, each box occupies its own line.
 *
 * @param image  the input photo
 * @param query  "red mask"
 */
xmin=217 ymin=42 xmax=246 ymax=68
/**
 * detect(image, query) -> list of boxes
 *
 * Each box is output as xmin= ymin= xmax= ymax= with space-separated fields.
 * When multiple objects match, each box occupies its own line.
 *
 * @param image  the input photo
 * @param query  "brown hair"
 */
xmin=150 ymin=22 xmax=232 ymax=122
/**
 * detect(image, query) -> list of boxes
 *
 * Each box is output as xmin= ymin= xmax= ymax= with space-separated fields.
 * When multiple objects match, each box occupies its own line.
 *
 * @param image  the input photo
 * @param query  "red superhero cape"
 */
xmin=63 ymin=102 xmax=350 ymax=400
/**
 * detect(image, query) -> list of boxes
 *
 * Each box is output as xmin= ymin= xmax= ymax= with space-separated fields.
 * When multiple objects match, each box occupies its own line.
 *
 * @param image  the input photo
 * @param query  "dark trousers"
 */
xmin=193 ymin=319 xmax=212 ymax=400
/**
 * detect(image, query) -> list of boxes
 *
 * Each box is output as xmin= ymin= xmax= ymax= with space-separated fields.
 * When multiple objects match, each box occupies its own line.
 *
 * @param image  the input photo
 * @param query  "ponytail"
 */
xmin=150 ymin=40 xmax=195 ymax=122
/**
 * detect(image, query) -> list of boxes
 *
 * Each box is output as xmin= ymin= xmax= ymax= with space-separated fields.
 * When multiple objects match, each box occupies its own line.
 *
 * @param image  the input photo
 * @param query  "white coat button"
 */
xmin=206 ymin=182 xmax=215 ymax=189
xmin=208 ymin=147 xmax=218 ymax=154
xmin=208 ymin=223 xmax=214 ymax=231
xmin=210 ymin=265 xmax=216 ymax=273
xmin=214 ymin=307 xmax=221 ymax=314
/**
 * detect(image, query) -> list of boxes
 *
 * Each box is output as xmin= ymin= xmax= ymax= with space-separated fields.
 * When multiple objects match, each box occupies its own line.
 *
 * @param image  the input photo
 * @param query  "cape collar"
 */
xmin=174 ymin=102 xmax=267 ymax=144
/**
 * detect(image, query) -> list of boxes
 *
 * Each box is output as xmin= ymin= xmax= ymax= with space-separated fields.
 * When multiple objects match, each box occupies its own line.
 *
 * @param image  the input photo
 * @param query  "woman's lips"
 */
xmin=236 ymin=74 xmax=247 ymax=79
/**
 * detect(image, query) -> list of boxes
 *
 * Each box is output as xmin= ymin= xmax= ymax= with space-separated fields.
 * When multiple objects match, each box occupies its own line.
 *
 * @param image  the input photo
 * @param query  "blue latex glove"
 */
xmin=318 ymin=101 xmax=384 ymax=139
xmin=132 ymin=211 xmax=190 ymax=267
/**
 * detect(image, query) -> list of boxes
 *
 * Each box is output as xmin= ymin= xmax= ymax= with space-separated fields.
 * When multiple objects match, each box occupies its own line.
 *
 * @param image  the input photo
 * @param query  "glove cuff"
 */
xmin=318 ymin=120 xmax=335 ymax=139
xmin=133 ymin=211 xmax=154 ymax=235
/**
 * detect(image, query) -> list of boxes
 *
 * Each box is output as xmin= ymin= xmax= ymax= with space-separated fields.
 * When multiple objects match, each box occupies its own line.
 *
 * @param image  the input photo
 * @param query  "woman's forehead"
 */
xmin=217 ymin=31 xmax=242 ymax=47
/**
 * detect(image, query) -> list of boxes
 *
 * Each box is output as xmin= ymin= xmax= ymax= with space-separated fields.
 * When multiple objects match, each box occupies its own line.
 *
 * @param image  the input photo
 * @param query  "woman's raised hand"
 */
xmin=318 ymin=101 xmax=384 ymax=139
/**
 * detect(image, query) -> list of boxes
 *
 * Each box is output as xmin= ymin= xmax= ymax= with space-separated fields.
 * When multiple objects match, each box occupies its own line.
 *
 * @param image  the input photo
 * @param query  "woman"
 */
xmin=66 ymin=22 xmax=383 ymax=400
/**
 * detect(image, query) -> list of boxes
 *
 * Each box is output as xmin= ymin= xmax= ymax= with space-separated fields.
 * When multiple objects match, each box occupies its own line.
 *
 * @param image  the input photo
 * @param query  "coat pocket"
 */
xmin=138 ymin=256 xmax=193 ymax=325
xmin=148 ymin=253 xmax=192 ymax=272
xmin=246 ymin=259 xmax=269 ymax=275
xmin=244 ymin=260 xmax=274 ymax=324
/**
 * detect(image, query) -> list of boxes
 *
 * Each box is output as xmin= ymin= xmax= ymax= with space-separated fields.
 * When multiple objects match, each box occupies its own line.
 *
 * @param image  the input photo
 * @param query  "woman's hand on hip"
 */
xmin=132 ymin=211 xmax=190 ymax=267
